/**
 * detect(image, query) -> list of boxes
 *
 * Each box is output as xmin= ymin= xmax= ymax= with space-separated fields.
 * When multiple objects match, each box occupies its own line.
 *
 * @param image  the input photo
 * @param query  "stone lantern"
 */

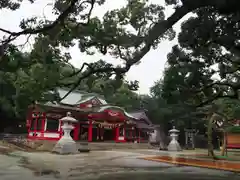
xmin=167 ymin=126 xmax=182 ymax=151
xmin=52 ymin=112 xmax=78 ymax=154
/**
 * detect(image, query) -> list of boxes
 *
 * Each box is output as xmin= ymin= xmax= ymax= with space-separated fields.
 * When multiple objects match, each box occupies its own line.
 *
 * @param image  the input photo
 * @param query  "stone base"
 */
xmin=167 ymin=140 xmax=182 ymax=151
xmin=52 ymin=139 xmax=77 ymax=154
xmin=78 ymin=142 xmax=90 ymax=153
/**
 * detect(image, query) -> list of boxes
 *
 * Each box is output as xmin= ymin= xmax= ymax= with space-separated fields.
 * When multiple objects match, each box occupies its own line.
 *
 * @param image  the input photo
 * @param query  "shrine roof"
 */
xmin=56 ymin=88 xmax=107 ymax=105
xmin=127 ymin=110 xmax=152 ymax=125
xmin=35 ymin=102 xmax=92 ymax=113
xmin=88 ymin=105 xmax=136 ymax=118
xmin=136 ymin=122 xmax=154 ymax=130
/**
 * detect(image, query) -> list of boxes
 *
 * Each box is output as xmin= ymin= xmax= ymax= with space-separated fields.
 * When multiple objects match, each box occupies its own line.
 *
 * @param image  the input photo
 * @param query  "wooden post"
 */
xmin=130 ymin=127 xmax=133 ymax=142
xmin=100 ymin=127 xmax=104 ymax=141
xmin=88 ymin=120 xmax=92 ymax=142
xmin=97 ymin=127 xmax=99 ymax=140
xmin=27 ymin=111 xmax=32 ymax=138
xmin=59 ymin=120 xmax=63 ymax=139
xmin=138 ymin=130 xmax=141 ymax=143
xmin=41 ymin=112 xmax=46 ymax=138
xmin=115 ymin=126 xmax=119 ymax=142
xmin=123 ymin=123 xmax=126 ymax=142
xmin=73 ymin=123 xmax=79 ymax=141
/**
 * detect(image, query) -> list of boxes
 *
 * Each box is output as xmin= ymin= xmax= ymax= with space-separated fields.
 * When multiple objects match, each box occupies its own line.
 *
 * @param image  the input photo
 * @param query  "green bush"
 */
xmin=226 ymin=126 xmax=240 ymax=133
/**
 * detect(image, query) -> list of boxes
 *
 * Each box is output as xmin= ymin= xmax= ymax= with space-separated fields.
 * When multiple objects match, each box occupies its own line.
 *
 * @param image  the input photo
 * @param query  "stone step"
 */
xmin=87 ymin=142 xmax=153 ymax=150
xmin=6 ymin=139 xmax=155 ymax=152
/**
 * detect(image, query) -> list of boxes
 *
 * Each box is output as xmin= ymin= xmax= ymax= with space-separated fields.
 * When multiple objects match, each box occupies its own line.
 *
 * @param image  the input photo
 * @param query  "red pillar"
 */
xmin=59 ymin=120 xmax=63 ymax=139
xmin=100 ymin=127 xmax=104 ymax=141
xmin=73 ymin=123 xmax=79 ymax=141
xmin=41 ymin=113 xmax=46 ymax=138
xmin=33 ymin=113 xmax=38 ymax=137
xmin=115 ymin=126 xmax=119 ymax=142
xmin=123 ymin=124 xmax=126 ymax=142
xmin=88 ymin=120 xmax=93 ymax=142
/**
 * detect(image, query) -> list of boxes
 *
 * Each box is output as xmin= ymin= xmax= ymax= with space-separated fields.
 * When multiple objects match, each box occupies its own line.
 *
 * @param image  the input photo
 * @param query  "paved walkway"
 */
xmin=0 ymin=147 xmax=239 ymax=179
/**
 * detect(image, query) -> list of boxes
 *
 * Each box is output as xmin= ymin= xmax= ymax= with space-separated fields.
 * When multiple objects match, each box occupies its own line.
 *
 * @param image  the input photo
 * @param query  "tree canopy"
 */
xmin=150 ymin=4 xmax=240 ymax=129
xmin=1 ymin=0 xmax=240 ymax=130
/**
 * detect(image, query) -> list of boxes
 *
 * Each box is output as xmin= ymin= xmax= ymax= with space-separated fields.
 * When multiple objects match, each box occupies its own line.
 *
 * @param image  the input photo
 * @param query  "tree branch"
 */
xmin=59 ymin=64 xmax=117 ymax=101
xmin=196 ymin=92 xmax=239 ymax=108
xmin=0 ymin=0 xmax=80 ymax=45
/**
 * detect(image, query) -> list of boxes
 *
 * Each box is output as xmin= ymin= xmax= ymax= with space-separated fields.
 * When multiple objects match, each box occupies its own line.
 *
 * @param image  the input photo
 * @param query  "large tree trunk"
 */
xmin=207 ymin=115 xmax=216 ymax=159
xmin=220 ymin=131 xmax=227 ymax=156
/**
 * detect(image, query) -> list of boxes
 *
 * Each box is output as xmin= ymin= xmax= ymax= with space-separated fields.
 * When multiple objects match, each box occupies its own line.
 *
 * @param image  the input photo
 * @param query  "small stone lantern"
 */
xmin=52 ymin=112 xmax=78 ymax=154
xmin=167 ymin=126 xmax=182 ymax=151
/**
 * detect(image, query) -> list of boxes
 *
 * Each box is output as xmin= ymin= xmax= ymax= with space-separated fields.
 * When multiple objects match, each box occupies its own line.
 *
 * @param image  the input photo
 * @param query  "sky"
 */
xmin=0 ymin=0 xmax=192 ymax=94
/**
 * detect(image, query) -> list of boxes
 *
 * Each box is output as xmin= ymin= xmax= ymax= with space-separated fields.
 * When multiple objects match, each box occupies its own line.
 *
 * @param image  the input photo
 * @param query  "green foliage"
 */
xmin=226 ymin=126 xmax=240 ymax=133
xmin=214 ymin=99 xmax=240 ymax=120
xmin=153 ymin=4 xmax=240 ymax=129
xmin=2 ymin=0 xmax=240 ymax=130
xmin=0 ymin=43 xmax=143 ymax=125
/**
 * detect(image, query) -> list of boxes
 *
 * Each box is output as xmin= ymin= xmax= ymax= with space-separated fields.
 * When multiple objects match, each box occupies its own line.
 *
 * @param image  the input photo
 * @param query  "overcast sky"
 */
xmin=0 ymin=0 xmax=191 ymax=94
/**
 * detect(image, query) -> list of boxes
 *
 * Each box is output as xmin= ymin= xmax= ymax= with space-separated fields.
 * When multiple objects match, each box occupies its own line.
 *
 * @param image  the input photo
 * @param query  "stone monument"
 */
xmin=167 ymin=126 xmax=182 ymax=151
xmin=52 ymin=112 xmax=78 ymax=154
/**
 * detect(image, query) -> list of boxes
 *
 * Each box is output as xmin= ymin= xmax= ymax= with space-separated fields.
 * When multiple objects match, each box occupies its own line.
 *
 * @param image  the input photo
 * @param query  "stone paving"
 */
xmin=0 ymin=149 xmax=239 ymax=180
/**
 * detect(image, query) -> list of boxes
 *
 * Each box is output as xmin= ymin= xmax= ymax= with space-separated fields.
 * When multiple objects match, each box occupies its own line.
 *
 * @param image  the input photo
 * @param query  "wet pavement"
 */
xmin=142 ymin=155 xmax=240 ymax=172
xmin=0 ymin=149 xmax=239 ymax=180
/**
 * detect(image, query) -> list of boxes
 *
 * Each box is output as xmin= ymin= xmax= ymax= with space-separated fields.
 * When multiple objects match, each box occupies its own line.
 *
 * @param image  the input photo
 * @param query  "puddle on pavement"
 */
xmin=145 ymin=156 xmax=240 ymax=172
xmin=95 ymin=172 xmax=240 ymax=180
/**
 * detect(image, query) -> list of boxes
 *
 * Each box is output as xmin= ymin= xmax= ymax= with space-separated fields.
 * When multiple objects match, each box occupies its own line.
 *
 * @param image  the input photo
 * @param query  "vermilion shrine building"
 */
xmin=26 ymin=88 xmax=154 ymax=142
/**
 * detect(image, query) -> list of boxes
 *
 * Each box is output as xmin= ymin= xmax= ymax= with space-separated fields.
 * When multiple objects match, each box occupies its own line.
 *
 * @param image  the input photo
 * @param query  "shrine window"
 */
xmin=30 ymin=117 xmax=43 ymax=131
xmin=135 ymin=128 xmax=139 ymax=136
xmin=132 ymin=129 xmax=136 ymax=137
xmin=30 ymin=118 xmax=36 ymax=130
xmin=46 ymin=119 xmax=59 ymax=132
xmin=125 ymin=129 xmax=129 ymax=137
xmin=36 ymin=118 xmax=42 ymax=131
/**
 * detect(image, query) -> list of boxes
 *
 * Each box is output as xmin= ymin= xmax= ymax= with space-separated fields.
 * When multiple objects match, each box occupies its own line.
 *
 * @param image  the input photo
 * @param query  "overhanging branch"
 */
xmin=0 ymin=0 xmax=90 ymax=45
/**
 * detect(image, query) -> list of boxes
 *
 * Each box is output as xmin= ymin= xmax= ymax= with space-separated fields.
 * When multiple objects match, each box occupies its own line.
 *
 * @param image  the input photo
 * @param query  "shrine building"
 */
xmin=26 ymin=88 xmax=154 ymax=142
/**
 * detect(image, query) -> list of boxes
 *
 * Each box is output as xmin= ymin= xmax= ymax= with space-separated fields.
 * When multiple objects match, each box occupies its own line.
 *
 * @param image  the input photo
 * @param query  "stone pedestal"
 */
xmin=52 ymin=112 xmax=78 ymax=154
xmin=167 ymin=126 xmax=182 ymax=151
xmin=78 ymin=142 xmax=90 ymax=153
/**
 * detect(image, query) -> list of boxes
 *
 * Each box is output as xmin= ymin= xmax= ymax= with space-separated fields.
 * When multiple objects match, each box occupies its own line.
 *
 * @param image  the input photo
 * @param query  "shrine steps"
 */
xmin=86 ymin=142 xmax=154 ymax=150
xmin=21 ymin=140 xmax=155 ymax=151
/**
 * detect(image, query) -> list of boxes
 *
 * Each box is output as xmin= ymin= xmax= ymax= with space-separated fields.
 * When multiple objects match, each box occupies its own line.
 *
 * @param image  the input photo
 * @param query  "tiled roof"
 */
xmin=136 ymin=122 xmax=154 ymax=129
xmin=128 ymin=110 xmax=152 ymax=125
xmin=57 ymin=88 xmax=84 ymax=105
xmin=56 ymin=88 xmax=107 ymax=105
xmin=36 ymin=102 xmax=91 ymax=112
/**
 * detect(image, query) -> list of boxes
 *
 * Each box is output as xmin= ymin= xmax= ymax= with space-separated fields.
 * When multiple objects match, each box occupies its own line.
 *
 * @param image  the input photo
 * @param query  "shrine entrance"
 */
xmin=103 ymin=128 xmax=115 ymax=141
xmin=92 ymin=125 xmax=98 ymax=141
xmin=79 ymin=124 xmax=88 ymax=141
xmin=87 ymin=107 xmax=127 ymax=142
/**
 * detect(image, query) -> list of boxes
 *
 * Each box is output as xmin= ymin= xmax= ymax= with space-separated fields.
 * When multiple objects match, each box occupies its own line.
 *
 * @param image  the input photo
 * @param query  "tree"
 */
xmin=0 ymin=45 xmax=143 ymax=130
xmin=176 ymin=7 xmax=240 ymax=104
xmin=1 ymin=0 xmax=240 ymax=99
xmin=156 ymin=3 xmax=240 ymax=113
xmin=150 ymin=47 xmax=209 ymax=130
xmin=211 ymin=99 xmax=240 ymax=156
xmin=156 ymin=5 xmax=240 ymax=157
xmin=2 ymin=0 xmax=240 ymax=131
